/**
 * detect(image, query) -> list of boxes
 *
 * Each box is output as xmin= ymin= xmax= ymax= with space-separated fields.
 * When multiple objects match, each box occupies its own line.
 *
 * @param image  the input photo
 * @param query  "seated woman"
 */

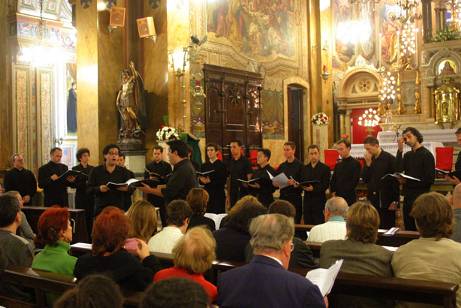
xmin=320 ymin=201 xmax=393 ymax=308
xmin=32 ymin=207 xmax=76 ymax=276
xmin=187 ymin=188 xmax=215 ymax=231
xmin=154 ymin=226 xmax=217 ymax=303
xmin=213 ymin=195 xmax=267 ymax=262
xmin=392 ymin=192 xmax=461 ymax=308
xmin=74 ymin=206 xmax=161 ymax=291
xmin=126 ymin=200 xmax=158 ymax=242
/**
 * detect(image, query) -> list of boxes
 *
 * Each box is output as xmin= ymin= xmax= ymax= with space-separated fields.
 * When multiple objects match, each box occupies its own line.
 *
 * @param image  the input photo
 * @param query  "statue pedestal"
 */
xmin=313 ymin=125 xmax=329 ymax=152
xmin=123 ymin=150 xmax=147 ymax=176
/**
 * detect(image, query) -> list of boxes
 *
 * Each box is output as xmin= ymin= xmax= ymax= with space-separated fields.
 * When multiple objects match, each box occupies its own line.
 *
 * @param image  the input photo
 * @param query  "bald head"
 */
xmin=452 ymin=184 xmax=461 ymax=209
xmin=324 ymin=197 xmax=348 ymax=221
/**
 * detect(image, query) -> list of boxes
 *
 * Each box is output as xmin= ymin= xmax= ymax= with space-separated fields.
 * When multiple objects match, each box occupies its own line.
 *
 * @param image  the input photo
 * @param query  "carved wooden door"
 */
xmin=203 ymin=64 xmax=263 ymax=159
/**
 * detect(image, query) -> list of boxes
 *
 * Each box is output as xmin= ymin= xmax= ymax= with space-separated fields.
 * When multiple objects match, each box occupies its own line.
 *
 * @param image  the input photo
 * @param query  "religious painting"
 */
xmin=261 ymin=89 xmax=284 ymax=139
xmin=379 ymin=4 xmax=400 ymax=67
xmin=44 ymin=0 xmax=60 ymax=15
xmin=437 ymin=59 xmax=457 ymax=75
xmin=332 ymin=0 xmax=355 ymax=69
xmin=207 ymin=0 xmax=297 ymax=60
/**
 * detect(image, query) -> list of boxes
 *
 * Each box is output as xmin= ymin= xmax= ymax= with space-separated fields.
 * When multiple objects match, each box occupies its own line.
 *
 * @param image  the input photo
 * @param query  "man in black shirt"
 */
xmin=3 ymin=154 xmax=37 ymax=205
xmin=199 ymin=143 xmax=227 ymax=214
xmin=87 ymin=144 xmax=133 ymax=216
xmin=226 ymin=140 xmax=252 ymax=208
xmin=140 ymin=140 xmax=198 ymax=208
xmin=38 ymin=147 xmax=76 ymax=207
xmin=330 ymin=139 xmax=361 ymax=206
xmin=362 ymin=137 xmax=399 ymax=228
xmin=71 ymin=148 xmax=94 ymax=235
xmin=277 ymin=141 xmax=304 ymax=223
xmin=144 ymin=145 xmax=172 ymax=225
xmin=301 ymin=145 xmax=330 ymax=225
xmin=396 ymin=127 xmax=435 ymax=231
xmin=248 ymin=149 xmax=276 ymax=207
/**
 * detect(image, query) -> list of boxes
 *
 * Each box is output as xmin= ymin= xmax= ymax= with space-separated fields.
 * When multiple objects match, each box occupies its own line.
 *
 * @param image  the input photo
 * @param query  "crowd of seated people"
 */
xmin=3 ymin=180 xmax=461 ymax=308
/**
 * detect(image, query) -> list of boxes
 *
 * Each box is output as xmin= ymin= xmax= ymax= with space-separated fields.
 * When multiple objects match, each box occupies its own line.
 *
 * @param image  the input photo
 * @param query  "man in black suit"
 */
xmin=3 ymin=154 xmax=37 ymax=205
xmin=217 ymin=213 xmax=325 ymax=308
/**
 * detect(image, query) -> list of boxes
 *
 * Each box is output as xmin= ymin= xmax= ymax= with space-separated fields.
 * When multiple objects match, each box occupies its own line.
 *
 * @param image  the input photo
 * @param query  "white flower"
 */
xmin=155 ymin=126 xmax=180 ymax=141
xmin=311 ymin=112 xmax=329 ymax=126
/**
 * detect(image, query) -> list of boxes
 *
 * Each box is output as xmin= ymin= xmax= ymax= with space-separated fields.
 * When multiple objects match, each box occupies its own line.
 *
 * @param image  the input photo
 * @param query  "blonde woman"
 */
xmin=153 ymin=226 xmax=217 ymax=303
xmin=126 ymin=200 xmax=158 ymax=242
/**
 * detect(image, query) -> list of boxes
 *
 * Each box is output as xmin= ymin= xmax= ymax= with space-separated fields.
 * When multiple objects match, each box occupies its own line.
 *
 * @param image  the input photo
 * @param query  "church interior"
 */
xmin=2 ymin=1 xmax=461 ymax=307
xmin=0 ymin=0 xmax=459 ymax=172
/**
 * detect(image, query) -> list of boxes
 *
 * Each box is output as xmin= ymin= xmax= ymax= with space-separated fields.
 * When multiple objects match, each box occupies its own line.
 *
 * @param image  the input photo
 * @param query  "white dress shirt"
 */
xmin=148 ymin=226 xmax=183 ymax=254
xmin=307 ymin=216 xmax=347 ymax=243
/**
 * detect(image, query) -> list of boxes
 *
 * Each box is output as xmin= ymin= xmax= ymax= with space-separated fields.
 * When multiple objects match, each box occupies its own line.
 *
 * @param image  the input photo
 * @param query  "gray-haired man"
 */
xmin=307 ymin=197 xmax=348 ymax=243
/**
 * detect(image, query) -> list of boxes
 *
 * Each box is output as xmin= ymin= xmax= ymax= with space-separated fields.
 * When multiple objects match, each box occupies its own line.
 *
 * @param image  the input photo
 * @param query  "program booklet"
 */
xmin=305 ymin=259 xmax=343 ymax=297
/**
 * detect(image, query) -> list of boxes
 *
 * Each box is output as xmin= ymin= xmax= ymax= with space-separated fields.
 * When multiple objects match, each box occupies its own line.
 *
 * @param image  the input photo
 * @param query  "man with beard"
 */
xmin=396 ymin=127 xmax=435 ymax=231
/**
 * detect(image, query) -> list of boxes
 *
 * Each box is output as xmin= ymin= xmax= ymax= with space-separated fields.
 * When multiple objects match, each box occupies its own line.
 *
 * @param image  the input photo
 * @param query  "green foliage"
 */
xmin=432 ymin=28 xmax=461 ymax=42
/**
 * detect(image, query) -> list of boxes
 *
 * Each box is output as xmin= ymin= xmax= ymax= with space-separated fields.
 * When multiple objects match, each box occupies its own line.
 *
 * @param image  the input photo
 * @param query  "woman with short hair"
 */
xmin=32 ymin=207 xmax=76 ymax=276
xmin=74 ymin=206 xmax=161 ymax=291
xmin=392 ymin=192 xmax=461 ymax=307
xmin=154 ymin=226 xmax=217 ymax=303
xmin=126 ymin=200 xmax=158 ymax=242
xmin=187 ymin=188 xmax=215 ymax=231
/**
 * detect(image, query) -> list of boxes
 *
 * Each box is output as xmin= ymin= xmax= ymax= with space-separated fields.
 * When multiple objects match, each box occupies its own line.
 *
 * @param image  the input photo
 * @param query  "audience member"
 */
xmin=392 ymin=192 xmax=461 ymax=307
xmin=451 ymin=184 xmax=461 ymax=243
xmin=141 ymin=278 xmax=208 ymax=308
xmin=320 ymin=201 xmax=392 ymax=275
xmin=320 ymin=201 xmax=393 ymax=308
xmin=187 ymin=188 xmax=215 ymax=231
xmin=74 ymin=207 xmax=160 ymax=291
xmin=148 ymin=200 xmax=192 ymax=253
xmin=308 ymin=197 xmax=348 ymax=243
xmin=154 ymin=227 xmax=217 ymax=303
xmin=4 ymin=191 xmax=35 ymax=244
xmin=267 ymin=199 xmax=316 ymax=269
xmin=217 ymin=214 xmax=325 ymax=308
xmin=213 ymin=195 xmax=267 ymax=262
xmin=126 ymin=200 xmax=158 ymax=242
xmin=3 ymin=153 xmax=37 ymax=205
xmin=33 ymin=207 xmax=76 ymax=276
xmin=0 ymin=194 xmax=34 ymax=299
xmin=54 ymin=274 xmax=123 ymax=308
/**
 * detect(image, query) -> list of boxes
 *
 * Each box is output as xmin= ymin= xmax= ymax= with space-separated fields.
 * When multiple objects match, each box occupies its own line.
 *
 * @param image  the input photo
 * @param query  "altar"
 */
xmin=350 ymin=141 xmax=444 ymax=159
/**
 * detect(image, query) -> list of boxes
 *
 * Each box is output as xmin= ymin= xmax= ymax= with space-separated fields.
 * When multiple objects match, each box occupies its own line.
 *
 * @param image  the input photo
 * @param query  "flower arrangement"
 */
xmin=311 ymin=112 xmax=329 ymax=126
xmin=155 ymin=126 xmax=180 ymax=141
xmin=432 ymin=27 xmax=460 ymax=42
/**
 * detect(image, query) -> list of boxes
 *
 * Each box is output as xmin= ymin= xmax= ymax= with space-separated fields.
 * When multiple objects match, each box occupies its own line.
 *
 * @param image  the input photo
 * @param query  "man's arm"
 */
xmin=37 ymin=166 xmax=52 ymax=189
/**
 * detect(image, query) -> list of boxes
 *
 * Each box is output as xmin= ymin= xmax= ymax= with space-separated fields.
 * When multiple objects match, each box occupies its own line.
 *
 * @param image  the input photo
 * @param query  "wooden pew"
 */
xmin=22 ymin=206 xmax=89 ymax=243
xmin=0 ymin=267 xmax=143 ymax=307
xmin=296 ymin=223 xmax=420 ymax=246
xmin=212 ymin=260 xmax=459 ymax=308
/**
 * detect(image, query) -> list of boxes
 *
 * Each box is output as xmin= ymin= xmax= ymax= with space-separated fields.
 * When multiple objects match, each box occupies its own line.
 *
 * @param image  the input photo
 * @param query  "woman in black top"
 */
xmin=74 ymin=207 xmax=161 ymax=291
xmin=186 ymin=188 xmax=215 ymax=232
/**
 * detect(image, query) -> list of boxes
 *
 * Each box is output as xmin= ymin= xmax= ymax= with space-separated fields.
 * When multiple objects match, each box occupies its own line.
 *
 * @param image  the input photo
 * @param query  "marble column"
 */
xmin=76 ymin=2 xmax=125 ymax=164
xmin=308 ymin=0 xmax=322 ymax=115
xmin=345 ymin=110 xmax=352 ymax=139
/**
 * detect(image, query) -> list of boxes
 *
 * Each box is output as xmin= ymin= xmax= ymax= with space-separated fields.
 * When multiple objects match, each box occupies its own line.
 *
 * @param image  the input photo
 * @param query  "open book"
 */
xmin=381 ymin=172 xmax=421 ymax=182
xmin=237 ymin=178 xmax=260 ymax=184
xmin=267 ymin=171 xmax=290 ymax=189
xmin=58 ymin=169 xmax=87 ymax=180
xmin=305 ymin=259 xmax=343 ymax=297
xmin=196 ymin=170 xmax=215 ymax=177
xmin=204 ymin=213 xmax=228 ymax=230
xmin=297 ymin=179 xmax=320 ymax=186
xmin=436 ymin=168 xmax=461 ymax=179
xmin=106 ymin=178 xmax=160 ymax=190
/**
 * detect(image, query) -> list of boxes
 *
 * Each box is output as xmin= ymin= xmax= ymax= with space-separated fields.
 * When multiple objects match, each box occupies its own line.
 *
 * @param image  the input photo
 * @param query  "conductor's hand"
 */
xmin=66 ymin=175 xmax=76 ymax=183
xmin=303 ymin=185 xmax=314 ymax=192
xmin=51 ymin=174 xmax=59 ymax=181
xmin=199 ymin=176 xmax=211 ymax=184
xmin=248 ymin=183 xmax=260 ymax=189
xmin=138 ymin=183 xmax=153 ymax=194
xmin=446 ymin=175 xmax=461 ymax=185
xmin=100 ymin=185 xmax=109 ymax=193
xmin=397 ymin=137 xmax=405 ymax=152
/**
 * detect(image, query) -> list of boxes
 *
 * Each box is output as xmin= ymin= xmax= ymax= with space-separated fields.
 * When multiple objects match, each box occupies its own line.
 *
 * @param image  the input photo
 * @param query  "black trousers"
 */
xmin=303 ymin=196 xmax=325 ymax=225
xmin=280 ymin=194 xmax=302 ymax=223
xmin=368 ymin=194 xmax=395 ymax=229
xmin=403 ymin=189 xmax=428 ymax=231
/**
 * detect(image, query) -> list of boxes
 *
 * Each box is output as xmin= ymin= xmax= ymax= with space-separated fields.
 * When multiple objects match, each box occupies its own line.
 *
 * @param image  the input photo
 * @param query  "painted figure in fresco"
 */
xmin=116 ymin=61 xmax=146 ymax=140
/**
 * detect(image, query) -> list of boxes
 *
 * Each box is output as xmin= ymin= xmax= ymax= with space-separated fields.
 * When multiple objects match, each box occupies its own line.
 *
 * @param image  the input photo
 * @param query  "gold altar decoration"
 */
xmin=379 ymin=71 xmax=397 ymax=115
xmin=433 ymin=78 xmax=460 ymax=127
xmin=414 ymin=70 xmax=421 ymax=113
xmin=396 ymin=72 xmax=405 ymax=114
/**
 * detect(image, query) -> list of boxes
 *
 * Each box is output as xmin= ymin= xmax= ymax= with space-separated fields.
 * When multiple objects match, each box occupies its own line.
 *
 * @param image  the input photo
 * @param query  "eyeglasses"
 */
xmin=290 ymin=241 xmax=294 ymax=252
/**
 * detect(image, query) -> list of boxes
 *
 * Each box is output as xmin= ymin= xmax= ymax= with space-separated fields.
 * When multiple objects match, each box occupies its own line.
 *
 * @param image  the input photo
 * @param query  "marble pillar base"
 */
xmin=124 ymin=150 xmax=147 ymax=176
